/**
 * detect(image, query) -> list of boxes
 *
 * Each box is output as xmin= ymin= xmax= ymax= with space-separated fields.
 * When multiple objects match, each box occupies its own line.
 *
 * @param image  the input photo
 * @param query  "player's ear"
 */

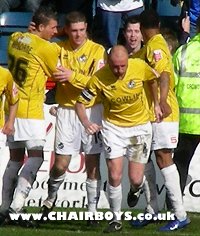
xmin=38 ymin=23 xmax=45 ymax=32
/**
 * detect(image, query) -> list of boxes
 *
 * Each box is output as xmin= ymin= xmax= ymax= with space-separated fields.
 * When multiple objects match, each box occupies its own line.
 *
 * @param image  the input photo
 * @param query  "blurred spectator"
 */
xmin=23 ymin=0 xmax=42 ymax=12
xmin=93 ymin=0 xmax=144 ymax=49
xmin=179 ymin=14 xmax=190 ymax=44
xmin=0 ymin=0 xmax=95 ymax=32
xmin=40 ymin=0 xmax=94 ymax=32
xmin=0 ymin=0 xmax=42 ymax=13
xmin=161 ymin=27 xmax=179 ymax=54
xmin=0 ymin=0 xmax=21 ymax=13
xmin=156 ymin=0 xmax=182 ymax=38
xmin=181 ymin=0 xmax=200 ymax=37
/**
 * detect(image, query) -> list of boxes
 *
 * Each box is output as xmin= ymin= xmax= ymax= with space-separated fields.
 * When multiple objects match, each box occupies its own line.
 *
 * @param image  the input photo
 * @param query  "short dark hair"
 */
xmin=32 ymin=6 xmax=57 ymax=27
xmin=123 ymin=15 xmax=140 ymax=31
xmin=140 ymin=9 xmax=160 ymax=29
xmin=65 ymin=11 xmax=87 ymax=26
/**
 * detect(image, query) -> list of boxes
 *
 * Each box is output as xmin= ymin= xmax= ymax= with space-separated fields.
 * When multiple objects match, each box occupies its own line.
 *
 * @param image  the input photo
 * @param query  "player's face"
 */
xmin=109 ymin=56 xmax=128 ymax=79
xmin=42 ymin=19 xmax=58 ymax=40
xmin=66 ymin=22 xmax=87 ymax=49
xmin=124 ymin=23 xmax=142 ymax=50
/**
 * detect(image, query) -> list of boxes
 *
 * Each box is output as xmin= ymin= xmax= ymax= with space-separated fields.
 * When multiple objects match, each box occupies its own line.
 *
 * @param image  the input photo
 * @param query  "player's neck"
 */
xmin=144 ymin=29 xmax=160 ymax=43
xmin=70 ymin=38 xmax=87 ymax=51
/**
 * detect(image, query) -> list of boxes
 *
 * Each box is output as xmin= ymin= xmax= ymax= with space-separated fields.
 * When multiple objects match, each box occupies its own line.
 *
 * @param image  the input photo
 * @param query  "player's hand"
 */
xmin=28 ymin=21 xmax=36 ymax=33
xmin=2 ymin=121 xmax=15 ymax=135
xmin=53 ymin=66 xmax=73 ymax=82
xmin=182 ymin=15 xmax=190 ymax=33
xmin=83 ymin=121 xmax=102 ymax=135
xmin=154 ymin=104 xmax=163 ymax=123
xmin=159 ymin=100 xmax=172 ymax=118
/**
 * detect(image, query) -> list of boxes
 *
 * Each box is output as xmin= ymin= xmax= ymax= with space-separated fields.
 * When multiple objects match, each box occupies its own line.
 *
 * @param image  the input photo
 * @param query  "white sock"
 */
xmin=1 ymin=160 xmax=22 ymax=212
xmin=161 ymin=164 xmax=187 ymax=221
xmin=86 ymin=179 xmax=101 ymax=213
xmin=45 ymin=172 xmax=66 ymax=207
xmin=144 ymin=160 xmax=159 ymax=214
xmin=107 ymin=183 xmax=122 ymax=221
xmin=10 ymin=157 xmax=43 ymax=212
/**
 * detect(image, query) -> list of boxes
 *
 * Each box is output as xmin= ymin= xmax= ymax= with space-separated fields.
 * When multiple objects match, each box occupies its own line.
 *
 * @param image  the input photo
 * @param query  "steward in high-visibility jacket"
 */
xmin=173 ymin=33 xmax=200 ymax=135
xmin=172 ymin=19 xmax=200 ymax=196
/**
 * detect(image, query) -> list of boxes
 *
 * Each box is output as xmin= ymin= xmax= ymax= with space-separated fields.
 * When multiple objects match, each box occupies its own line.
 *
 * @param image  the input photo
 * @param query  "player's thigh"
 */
xmin=151 ymin=121 xmax=178 ymax=150
xmin=55 ymin=107 xmax=81 ymax=155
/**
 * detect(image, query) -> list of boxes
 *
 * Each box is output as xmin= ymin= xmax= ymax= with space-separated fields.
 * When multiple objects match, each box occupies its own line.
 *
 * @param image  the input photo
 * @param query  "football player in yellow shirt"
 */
xmin=0 ymin=66 xmax=19 ymax=137
xmin=136 ymin=9 xmax=189 ymax=231
xmin=0 ymin=7 xmax=60 ymax=224
xmin=75 ymin=45 xmax=162 ymax=233
xmin=122 ymin=15 xmax=160 ymax=223
xmin=40 ymin=11 xmax=107 ymax=224
xmin=0 ymin=66 xmax=19 ymax=219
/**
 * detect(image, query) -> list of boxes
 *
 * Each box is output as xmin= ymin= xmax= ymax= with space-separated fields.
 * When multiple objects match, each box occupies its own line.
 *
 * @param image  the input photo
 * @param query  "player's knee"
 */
xmin=109 ymin=171 xmax=122 ymax=184
xmin=50 ymin=163 xmax=66 ymax=177
xmin=130 ymin=177 xmax=143 ymax=189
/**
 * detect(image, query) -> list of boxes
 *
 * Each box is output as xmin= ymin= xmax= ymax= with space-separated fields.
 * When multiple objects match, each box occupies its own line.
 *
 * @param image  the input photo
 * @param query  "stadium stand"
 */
xmin=0 ymin=12 xmax=32 ymax=66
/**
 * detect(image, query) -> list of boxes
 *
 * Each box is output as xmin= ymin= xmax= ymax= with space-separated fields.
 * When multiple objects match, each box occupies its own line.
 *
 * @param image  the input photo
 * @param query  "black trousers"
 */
xmin=173 ymin=133 xmax=200 ymax=194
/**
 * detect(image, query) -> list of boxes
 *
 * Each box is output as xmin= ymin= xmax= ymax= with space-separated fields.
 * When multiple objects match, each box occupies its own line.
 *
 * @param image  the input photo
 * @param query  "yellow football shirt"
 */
xmin=0 ymin=66 xmax=19 ymax=128
xmin=8 ymin=32 xmax=60 ymax=119
xmin=77 ymin=58 xmax=158 ymax=127
xmin=55 ymin=39 xmax=106 ymax=107
xmin=133 ymin=34 xmax=179 ymax=122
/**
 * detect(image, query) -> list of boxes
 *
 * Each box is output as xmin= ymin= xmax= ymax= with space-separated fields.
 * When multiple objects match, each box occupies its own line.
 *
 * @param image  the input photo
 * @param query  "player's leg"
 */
xmin=128 ymin=161 xmax=145 ymax=207
xmin=128 ymin=124 xmax=158 ymax=228
xmin=85 ymin=154 xmax=101 ymax=226
xmin=143 ymin=157 xmax=159 ymax=214
xmin=0 ymin=142 xmax=25 ymax=225
xmin=10 ymin=140 xmax=45 ymax=213
xmin=127 ymin=124 xmax=153 ymax=211
xmin=42 ymin=107 xmax=81 ymax=213
xmin=152 ymin=122 xmax=190 ymax=231
xmin=83 ymin=104 xmax=103 ymax=225
xmin=42 ymin=154 xmax=71 ymax=210
xmin=101 ymin=120 xmax=126 ymax=233
xmin=104 ymin=156 xmax=123 ymax=233
xmin=156 ymin=148 xmax=190 ymax=231
xmin=0 ymin=146 xmax=24 ymax=215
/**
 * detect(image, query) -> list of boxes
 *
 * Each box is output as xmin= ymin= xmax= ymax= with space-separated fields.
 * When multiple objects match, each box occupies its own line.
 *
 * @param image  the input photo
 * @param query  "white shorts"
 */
xmin=55 ymin=104 xmax=103 ymax=155
xmin=101 ymin=120 xmax=152 ymax=163
xmin=7 ymin=118 xmax=46 ymax=149
xmin=151 ymin=121 xmax=179 ymax=150
xmin=7 ymin=139 xmax=45 ymax=150
xmin=0 ymin=131 xmax=6 ymax=148
xmin=12 ymin=118 xmax=46 ymax=141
